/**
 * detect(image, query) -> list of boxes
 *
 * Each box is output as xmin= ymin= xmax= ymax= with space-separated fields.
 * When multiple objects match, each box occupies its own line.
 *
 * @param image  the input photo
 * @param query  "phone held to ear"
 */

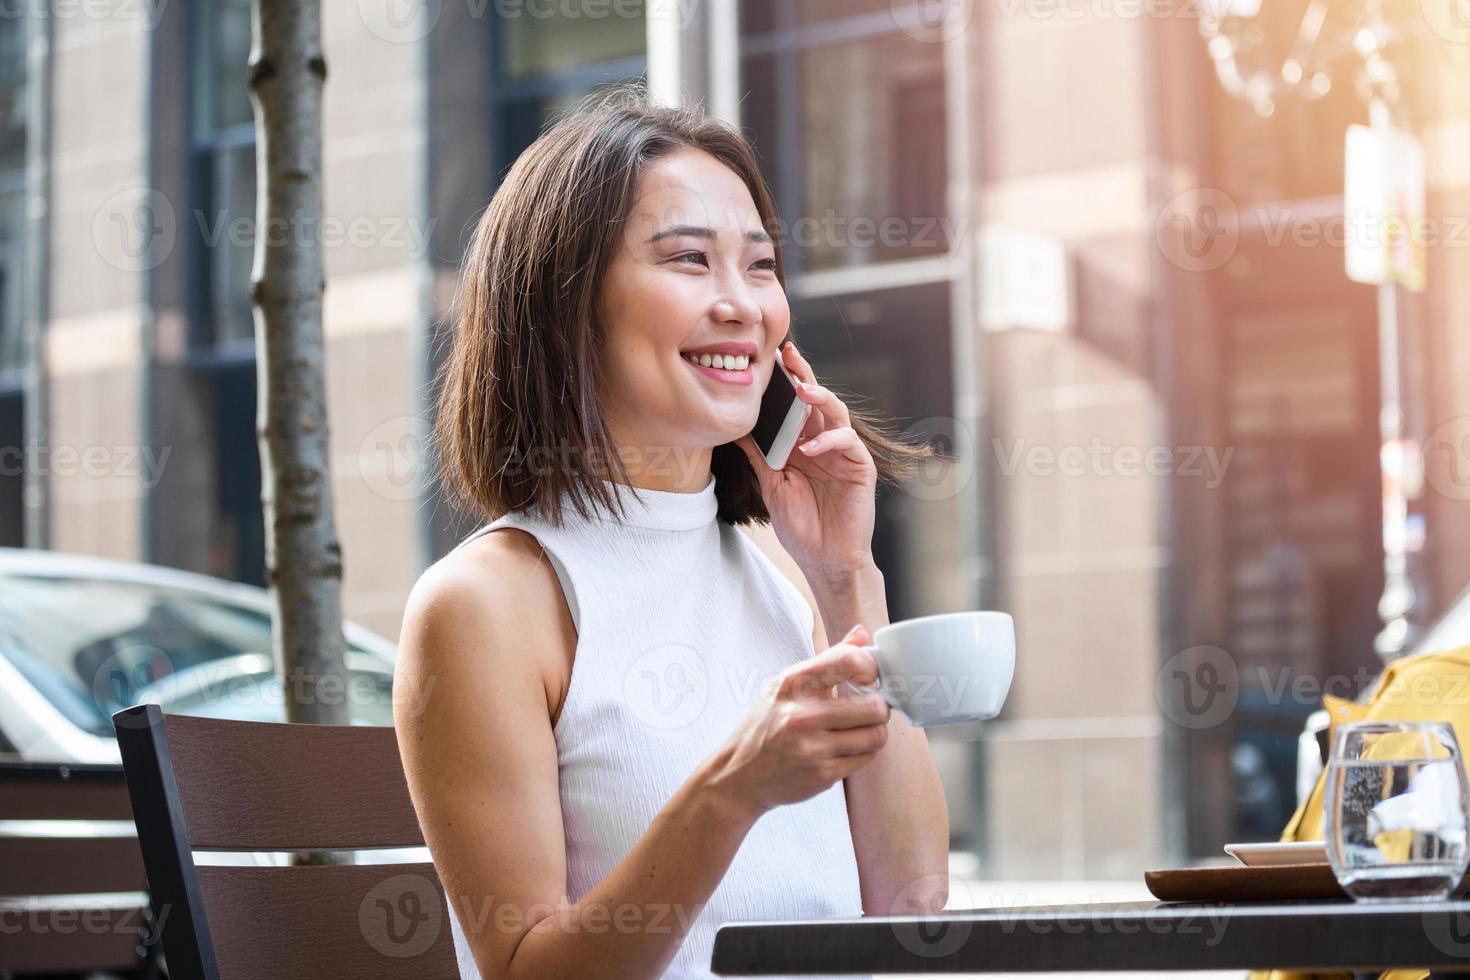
xmin=751 ymin=350 xmax=812 ymax=470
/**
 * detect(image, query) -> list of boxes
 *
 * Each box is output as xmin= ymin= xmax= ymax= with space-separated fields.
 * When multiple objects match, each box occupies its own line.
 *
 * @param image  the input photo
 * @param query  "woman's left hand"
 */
xmin=736 ymin=342 xmax=878 ymax=578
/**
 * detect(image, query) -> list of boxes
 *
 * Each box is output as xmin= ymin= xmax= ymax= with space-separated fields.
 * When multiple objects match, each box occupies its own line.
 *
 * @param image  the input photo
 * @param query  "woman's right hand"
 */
xmin=703 ymin=624 xmax=891 ymax=816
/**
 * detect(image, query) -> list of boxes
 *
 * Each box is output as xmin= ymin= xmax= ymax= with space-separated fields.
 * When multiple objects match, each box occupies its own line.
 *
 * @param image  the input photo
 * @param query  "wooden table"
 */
xmin=711 ymin=898 xmax=1470 ymax=975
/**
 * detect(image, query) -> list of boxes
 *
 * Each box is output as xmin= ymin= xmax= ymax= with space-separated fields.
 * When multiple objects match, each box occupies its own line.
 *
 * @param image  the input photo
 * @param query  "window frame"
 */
xmin=739 ymin=5 xmax=953 ymax=284
xmin=183 ymin=0 xmax=258 ymax=362
xmin=0 ymin=167 xmax=26 ymax=389
xmin=488 ymin=11 xmax=649 ymax=180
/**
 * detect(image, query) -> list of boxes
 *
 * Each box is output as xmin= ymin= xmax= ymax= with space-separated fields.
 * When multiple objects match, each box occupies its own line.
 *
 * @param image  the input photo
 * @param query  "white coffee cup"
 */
xmin=844 ymin=611 xmax=1015 ymax=727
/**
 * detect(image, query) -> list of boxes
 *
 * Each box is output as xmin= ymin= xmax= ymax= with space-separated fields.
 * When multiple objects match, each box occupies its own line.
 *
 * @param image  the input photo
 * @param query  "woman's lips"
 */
xmin=684 ymin=358 xmax=755 ymax=387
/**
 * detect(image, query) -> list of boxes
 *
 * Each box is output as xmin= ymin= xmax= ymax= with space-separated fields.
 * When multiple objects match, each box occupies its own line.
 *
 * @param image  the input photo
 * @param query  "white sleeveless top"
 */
xmin=443 ymin=474 xmax=868 ymax=979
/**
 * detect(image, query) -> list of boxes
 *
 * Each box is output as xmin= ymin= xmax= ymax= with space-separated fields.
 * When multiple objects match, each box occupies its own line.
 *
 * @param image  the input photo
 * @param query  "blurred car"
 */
xmin=0 ymin=548 xmax=399 ymax=764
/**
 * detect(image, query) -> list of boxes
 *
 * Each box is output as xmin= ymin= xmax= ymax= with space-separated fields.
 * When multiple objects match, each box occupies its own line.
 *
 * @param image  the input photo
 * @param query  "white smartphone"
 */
xmin=751 ymin=347 xmax=812 ymax=470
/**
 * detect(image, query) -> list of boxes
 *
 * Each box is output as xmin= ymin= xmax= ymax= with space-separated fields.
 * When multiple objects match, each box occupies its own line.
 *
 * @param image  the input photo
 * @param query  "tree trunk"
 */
xmin=246 ymin=0 xmax=349 ymax=731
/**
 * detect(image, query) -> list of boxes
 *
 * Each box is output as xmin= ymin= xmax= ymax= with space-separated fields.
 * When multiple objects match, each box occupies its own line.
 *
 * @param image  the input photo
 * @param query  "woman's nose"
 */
xmin=712 ymin=292 xmax=761 ymax=326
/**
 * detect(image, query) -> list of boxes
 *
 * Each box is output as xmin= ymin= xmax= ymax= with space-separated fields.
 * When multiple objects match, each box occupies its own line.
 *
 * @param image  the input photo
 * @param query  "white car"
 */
xmin=0 ymin=547 xmax=399 ymax=764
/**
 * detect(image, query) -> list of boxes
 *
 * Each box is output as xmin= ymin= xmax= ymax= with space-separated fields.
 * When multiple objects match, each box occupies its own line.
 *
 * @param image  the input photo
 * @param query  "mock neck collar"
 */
xmin=574 ymin=475 xmax=719 ymax=532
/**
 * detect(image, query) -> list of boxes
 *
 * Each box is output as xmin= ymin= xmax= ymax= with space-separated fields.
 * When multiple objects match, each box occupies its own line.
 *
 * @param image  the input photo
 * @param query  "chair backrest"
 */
xmin=113 ymin=704 xmax=460 ymax=980
xmin=0 ymin=760 xmax=153 ymax=974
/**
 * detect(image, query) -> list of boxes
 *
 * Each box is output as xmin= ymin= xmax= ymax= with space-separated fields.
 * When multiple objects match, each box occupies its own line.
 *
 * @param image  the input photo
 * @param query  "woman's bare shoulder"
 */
xmin=405 ymin=529 xmax=550 ymax=626
xmin=399 ymin=527 xmax=576 ymax=723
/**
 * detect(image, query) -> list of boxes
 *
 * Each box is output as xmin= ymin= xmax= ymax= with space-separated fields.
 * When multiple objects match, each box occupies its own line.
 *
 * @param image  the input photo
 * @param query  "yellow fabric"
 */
xmin=1251 ymin=644 xmax=1470 ymax=980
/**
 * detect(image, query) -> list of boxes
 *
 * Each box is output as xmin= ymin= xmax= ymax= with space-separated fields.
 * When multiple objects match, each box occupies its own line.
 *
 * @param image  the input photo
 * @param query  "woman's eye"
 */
xmin=670 ymin=251 xmax=776 ymax=273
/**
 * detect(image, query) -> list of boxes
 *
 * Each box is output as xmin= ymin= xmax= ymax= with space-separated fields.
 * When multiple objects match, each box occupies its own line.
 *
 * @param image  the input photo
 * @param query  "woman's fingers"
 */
xmin=782 ymin=342 xmax=816 ymax=386
xmin=828 ymin=718 xmax=891 ymax=757
xmin=794 ymin=379 xmax=852 ymax=429
xmin=780 ymin=640 xmax=879 ymax=695
xmin=797 ymin=425 xmax=868 ymax=465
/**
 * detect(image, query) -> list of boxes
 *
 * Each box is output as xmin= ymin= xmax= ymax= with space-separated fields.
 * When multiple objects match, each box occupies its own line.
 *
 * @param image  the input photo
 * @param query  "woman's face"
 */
xmin=597 ymin=147 xmax=790 ymax=482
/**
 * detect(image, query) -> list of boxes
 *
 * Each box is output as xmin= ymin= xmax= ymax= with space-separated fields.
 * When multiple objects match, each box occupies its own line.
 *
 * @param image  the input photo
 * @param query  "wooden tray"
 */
xmin=1147 ymin=863 xmax=1344 ymax=902
xmin=1146 ymin=863 xmax=1470 ymax=903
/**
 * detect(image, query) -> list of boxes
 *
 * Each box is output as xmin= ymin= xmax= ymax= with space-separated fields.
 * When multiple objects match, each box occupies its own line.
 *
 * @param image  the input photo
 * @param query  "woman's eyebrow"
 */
xmin=644 ymin=224 xmax=774 ymax=246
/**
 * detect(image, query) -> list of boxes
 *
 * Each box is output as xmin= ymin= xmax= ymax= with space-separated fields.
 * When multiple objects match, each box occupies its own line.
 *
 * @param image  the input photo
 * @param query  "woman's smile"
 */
xmin=680 ymin=340 xmax=759 ymax=387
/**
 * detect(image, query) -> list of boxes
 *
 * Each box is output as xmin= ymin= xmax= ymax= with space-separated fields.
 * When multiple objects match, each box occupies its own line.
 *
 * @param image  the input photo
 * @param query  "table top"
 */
xmin=710 ymin=898 xmax=1470 ymax=975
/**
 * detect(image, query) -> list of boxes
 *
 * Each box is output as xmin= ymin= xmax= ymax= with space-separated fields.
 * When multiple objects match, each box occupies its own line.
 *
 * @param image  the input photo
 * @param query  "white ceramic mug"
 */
xmin=844 ymin=611 xmax=1016 ymax=727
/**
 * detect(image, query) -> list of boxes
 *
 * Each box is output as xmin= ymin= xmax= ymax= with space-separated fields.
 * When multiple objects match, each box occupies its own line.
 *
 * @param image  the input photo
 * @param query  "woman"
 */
xmin=394 ymin=87 xmax=950 ymax=980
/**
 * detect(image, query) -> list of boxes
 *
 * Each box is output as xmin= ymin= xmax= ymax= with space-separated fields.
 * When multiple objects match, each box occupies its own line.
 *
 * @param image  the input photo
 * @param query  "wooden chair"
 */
xmin=0 ymin=760 xmax=156 ymax=976
xmin=112 ymin=704 xmax=460 ymax=980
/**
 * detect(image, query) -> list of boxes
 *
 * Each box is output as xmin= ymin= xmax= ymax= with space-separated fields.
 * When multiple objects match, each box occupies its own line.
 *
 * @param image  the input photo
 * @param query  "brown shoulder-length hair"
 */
xmin=435 ymin=84 xmax=933 ymax=528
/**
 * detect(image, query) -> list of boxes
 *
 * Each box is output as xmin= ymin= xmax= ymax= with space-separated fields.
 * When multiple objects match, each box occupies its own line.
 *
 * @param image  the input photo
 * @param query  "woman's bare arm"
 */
xmin=740 ymin=523 xmax=949 ymax=915
xmin=394 ymin=531 xmax=763 ymax=980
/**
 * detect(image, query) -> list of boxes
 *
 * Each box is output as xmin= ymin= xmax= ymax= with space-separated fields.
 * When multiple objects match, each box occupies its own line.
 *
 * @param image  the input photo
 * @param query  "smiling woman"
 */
xmin=432 ymin=85 xmax=926 ymax=526
xmin=396 ymin=85 xmax=947 ymax=980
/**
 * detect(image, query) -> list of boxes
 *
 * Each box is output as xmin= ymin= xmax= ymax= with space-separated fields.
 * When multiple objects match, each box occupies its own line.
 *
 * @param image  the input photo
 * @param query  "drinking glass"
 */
xmin=1323 ymin=721 xmax=1470 ymax=901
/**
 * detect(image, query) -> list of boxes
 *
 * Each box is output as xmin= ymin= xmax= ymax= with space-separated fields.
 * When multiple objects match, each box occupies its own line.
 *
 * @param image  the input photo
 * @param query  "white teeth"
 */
xmin=683 ymin=352 xmax=750 ymax=371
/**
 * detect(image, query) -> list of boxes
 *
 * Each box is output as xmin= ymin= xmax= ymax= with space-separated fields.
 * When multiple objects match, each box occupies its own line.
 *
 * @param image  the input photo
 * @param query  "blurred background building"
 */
xmin=3 ymin=0 xmax=1470 ymax=880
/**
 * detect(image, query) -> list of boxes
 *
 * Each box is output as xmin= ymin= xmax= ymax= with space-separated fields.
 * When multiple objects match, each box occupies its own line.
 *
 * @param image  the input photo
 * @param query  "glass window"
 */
xmin=497 ymin=1 xmax=647 ymax=81
xmin=190 ymin=0 xmax=255 ymax=351
xmin=0 ymin=14 xmax=25 ymax=377
xmin=0 ymin=574 xmax=396 ymax=738
xmin=492 ymin=5 xmax=648 ymax=176
xmin=497 ymin=75 xmax=643 ymax=176
xmin=190 ymin=0 xmax=254 ymax=136
xmin=743 ymin=30 xmax=947 ymax=273
xmin=0 ymin=14 xmax=25 ymax=177
xmin=197 ymin=141 xmax=256 ymax=348
xmin=0 ymin=189 xmax=21 ymax=375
